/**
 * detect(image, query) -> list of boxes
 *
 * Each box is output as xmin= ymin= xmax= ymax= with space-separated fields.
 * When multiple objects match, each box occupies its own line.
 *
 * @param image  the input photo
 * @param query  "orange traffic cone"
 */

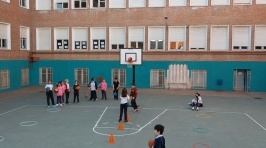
xmin=108 ymin=134 xmax=115 ymax=144
xmin=127 ymin=114 xmax=131 ymax=122
xmin=118 ymin=121 xmax=124 ymax=130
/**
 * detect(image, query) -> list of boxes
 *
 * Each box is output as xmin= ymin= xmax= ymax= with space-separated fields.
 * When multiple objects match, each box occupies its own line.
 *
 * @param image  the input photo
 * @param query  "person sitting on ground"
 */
xmin=189 ymin=93 xmax=203 ymax=108
xmin=189 ymin=94 xmax=199 ymax=111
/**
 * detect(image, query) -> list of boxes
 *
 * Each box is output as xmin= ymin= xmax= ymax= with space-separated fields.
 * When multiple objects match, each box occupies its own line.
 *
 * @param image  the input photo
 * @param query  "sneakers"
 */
xmin=118 ymin=119 xmax=122 ymax=122
xmin=56 ymin=104 xmax=58 ymax=107
xmin=124 ymin=120 xmax=128 ymax=122
xmin=60 ymin=104 xmax=62 ymax=106
xmin=52 ymin=105 xmax=57 ymax=107
xmin=47 ymin=106 xmax=50 ymax=108
xmin=192 ymin=107 xmax=195 ymax=111
xmin=196 ymin=107 xmax=199 ymax=111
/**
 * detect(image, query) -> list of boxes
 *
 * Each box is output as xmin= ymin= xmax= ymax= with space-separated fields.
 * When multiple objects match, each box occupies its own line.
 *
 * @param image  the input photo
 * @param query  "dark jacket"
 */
xmin=73 ymin=84 xmax=79 ymax=93
xmin=154 ymin=136 xmax=165 ymax=148
xmin=130 ymin=87 xmax=138 ymax=98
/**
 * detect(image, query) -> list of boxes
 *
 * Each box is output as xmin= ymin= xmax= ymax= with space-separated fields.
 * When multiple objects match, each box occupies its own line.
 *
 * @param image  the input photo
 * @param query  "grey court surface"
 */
xmin=0 ymin=91 xmax=266 ymax=148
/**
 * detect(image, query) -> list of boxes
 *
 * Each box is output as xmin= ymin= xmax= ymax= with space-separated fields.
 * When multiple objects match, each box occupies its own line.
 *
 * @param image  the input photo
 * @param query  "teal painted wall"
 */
xmin=0 ymin=60 xmax=30 ymax=93
xmin=1 ymin=60 xmax=266 ymax=92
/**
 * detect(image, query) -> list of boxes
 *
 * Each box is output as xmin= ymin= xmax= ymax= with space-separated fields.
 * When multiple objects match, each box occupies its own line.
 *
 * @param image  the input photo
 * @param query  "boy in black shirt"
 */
xmin=153 ymin=124 xmax=166 ymax=148
xmin=112 ymin=77 xmax=120 ymax=100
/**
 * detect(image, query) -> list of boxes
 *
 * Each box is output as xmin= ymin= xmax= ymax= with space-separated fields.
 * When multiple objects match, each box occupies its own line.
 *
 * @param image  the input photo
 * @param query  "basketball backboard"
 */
xmin=120 ymin=48 xmax=142 ymax=65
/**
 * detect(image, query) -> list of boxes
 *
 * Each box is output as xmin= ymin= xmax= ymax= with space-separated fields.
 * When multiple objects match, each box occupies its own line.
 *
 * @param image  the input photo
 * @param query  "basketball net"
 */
xmin=126 ymin=57 xmax=134 ymax=68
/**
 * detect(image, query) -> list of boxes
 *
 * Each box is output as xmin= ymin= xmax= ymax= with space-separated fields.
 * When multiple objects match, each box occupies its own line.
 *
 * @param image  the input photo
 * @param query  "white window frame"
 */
xmin=129 ymin=0 xmax=146 ymax=8
xmin=189 ymin=26 xmax=207 ymax=51
xmin=109 ymin=27 xmax=126 ymax=51
xmin=20 ymin=26 xmax=30 ymax=50
xmin=72 ymin=0 xmax=87 ymax=9
xmin=91 ymin=0 xmax=106 ymax=8
xmin=128 ymin=26 xmax=145 ymax=50
xmin=90 ymin=27 xmax=106 ymax=51
xmin=19 ymin=0 xmax=29 ymax=9
xmin=149 ymin=0 xmax=166 ymax=7
xmin=2 ymin=0 xmax=10 ymax=3
xmin=168 ymin=26 xmax=186 ymax=51
xmin=54 ymin=0 xmax=69 ymax=9
xmin=210 ymin=25 xmax=229 ymax=51
xmin=75 ymin=68 xmax=89 ymax=85
xmin=72 ymin=27 xmax=88 ymax=50
xmin=169 ymin=0 xmax=187 ymax=6
xmin=254 ymin=25 xmax=266 ymax=51
xmin=54 ymin=27 xmax=69 ymax=50
xmin=191 ymin=70 xmax=207 ymax=89
xmin=36 ymin=28 xmax=51 ymax=51
xmin=150 ymin=69 xmax=165 ymax=88
xmin=21 ymin=68 xmax=29 ymax=85
xmin=256 ymin=0 xmax=266 ymax=4
xmin=211 ymin=0 xmax=230 ymax=5
xmin=112 ymin=69 xmax=126 ymax=87
xmin=233 ymin=0 xmax=252 ymax=5
xmin=0 ymin=22 xmax=11 ymax=50
xmin=148 ymin=26 xmax=165 ymax=51
xmin=40 ymin=68 xmax=53 ymax=85
xmin=232 ymin=25 xmax=251 ymax=51
xmin=0 ymin=69 xmax=10 ymax=89
xmin=190 ymin=0 xmax=208 ymax=6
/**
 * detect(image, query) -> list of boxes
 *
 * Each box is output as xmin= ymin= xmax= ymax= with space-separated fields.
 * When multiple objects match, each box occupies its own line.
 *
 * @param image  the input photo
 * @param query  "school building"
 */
xmin=0 ymin=0 xmax=266 ymax=93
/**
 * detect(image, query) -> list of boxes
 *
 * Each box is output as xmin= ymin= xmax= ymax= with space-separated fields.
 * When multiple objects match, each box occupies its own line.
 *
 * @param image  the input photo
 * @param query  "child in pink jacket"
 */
xmin=99 ymin=79 xmax=107 ymax=100
xmin=56 ymin=82 xmax=63 ymax=106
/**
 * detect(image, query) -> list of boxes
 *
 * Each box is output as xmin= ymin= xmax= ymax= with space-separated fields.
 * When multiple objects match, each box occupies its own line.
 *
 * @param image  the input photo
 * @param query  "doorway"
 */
xmin=234 ymin=69 xmax=251 ymax=91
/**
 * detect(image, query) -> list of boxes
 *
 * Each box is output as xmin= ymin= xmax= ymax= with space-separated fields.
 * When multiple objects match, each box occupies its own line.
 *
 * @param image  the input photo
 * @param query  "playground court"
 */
xmin=0 ymin=87 xmax=266 ymax=148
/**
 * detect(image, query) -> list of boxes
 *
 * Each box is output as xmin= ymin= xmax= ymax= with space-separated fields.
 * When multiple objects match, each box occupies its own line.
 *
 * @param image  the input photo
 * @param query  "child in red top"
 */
xmin=130 ymin=83 xmax=138 ymax=112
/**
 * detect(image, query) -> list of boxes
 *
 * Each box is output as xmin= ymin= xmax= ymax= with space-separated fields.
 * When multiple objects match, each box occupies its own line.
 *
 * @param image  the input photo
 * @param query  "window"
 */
xmin=211 ymin=0 xmax=230 ymax=5
xmin=233 ymin=0 xmax=251 ymax=4
xmin=256 ymin=0 xmax=266 ymax=4
xmin=232 ymin=26 xmax=251 ymax=50
xmin=150 ymin=70 xmax=165 ymax=88
xmin=0 ymin=23 xmax=10 ymax=50
xmin=22 ymin=68 xmax=29 ymax=85
xmin=36 ymin=28 xmax=51 ymax=50
xmin=254 ymin=26 xmax=266 ymax=50
xmin=112 ymin=69 xmax=126 ymax=87
xmin=20 ymin=26 xmax=30 ymax=50
xmin=149 ymin=0 xmax=166 ymax=7
xmin=75 ymin=68 xmax=88 ymax=85
xmin=92 ymin=0 xmax=105 ymax=8
xmin=190 ymin=0 xmax=208 ymax=6
xmin=73 ymin=0 xmax=87 ymax=8
xmin=20 ymin=0 xmax=29 ymax=9
xmin=129 ymin=0 xmax=145 ymax=7
xmin=129 ymin=27 xmax=144 ymax=49
xmin=40 ymin=68 xmax=52 ymax=85
xmin=189 ymin=26 xmax=207 ymax=51
xmin=169 ymin=27 xmax=186 ymax=50
xmin=54 ymin=28 xmax=69 ymax=50
xmin=90 ymin=27 xmax=106 ymax=50
xmin=2 ymin=0 xmax=10 ymax=3
xmin=36 ymin=0 xmax=51 ymax=10
xmin=72 ymin=28 xmax=88 ymax=50
xmin=110 ymin=27 xmax=126 ymax=50
xmin=109 ymin=0 xmax=126 ymax=8
xmin=148 ymin=27 xmax=165 ymax=50
xmin=169 ymin=0 xmax=186 ymax=6
xmin=0 ymin=70 xmax=9 ymax=89
xmin=210 ymin=26 xmax=229 ymax=51
xmin=191 ymin=70 xmax=207 ymax=89
xmin=55 ymin=0 xmax=69 ymax=9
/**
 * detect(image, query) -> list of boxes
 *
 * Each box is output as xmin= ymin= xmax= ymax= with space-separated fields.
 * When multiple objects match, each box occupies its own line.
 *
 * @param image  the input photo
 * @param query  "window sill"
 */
xmin=91 ymin=49 xmax=106 ymax=51
xmin=20 ymin=6 xmax=29 ymax=9
xmin=55 ymin=49 xmax=69 ymax=51
xmin=2 ymin=0 xmax=10 ymax=3
xmin=90 ymin=7 xmax=106 ymax=9
xmin=54 ymin=8 xmax=69 ymax=10
xmin=233 ymin=3 xmax=252 ymax=5
xmin=168 ymin=49 xmax=186 ymax=52
xmin=148 ymin=49 xmax=165 ymax=51
xmin=72 ymin=8 xmax=87 ymax=9
xmin=232 ymin=50 xmax=250 ymax=51
xmin=36 ymin=49 xmax=51 ymax=51
xmin=73 ymin=49 xmax=88 ymax=51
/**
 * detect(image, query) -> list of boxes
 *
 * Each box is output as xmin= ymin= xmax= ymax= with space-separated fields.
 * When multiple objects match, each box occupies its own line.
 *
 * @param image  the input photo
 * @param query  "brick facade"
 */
xmin=1 ymin=0 xmax=266 ymax=61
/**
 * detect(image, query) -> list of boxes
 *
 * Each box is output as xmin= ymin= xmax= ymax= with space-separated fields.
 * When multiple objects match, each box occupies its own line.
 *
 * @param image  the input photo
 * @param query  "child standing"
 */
xmin=45 ymin=80 xmax=55 ymax=108
xmin=153 ymin=124 xmax=166 ymax=148
xmin=65 ymin=79 xmax=70 ymax=104
xmin=118 ymin=88 xmax=130 ymax=122
xmin=56 ymin=82 xmax=63 ymax=106
xmin=113 ymin=77 xmax=120 ymax=100
xmin=73 ymin=80 xmax=80 ymax=103
xmin=61 ymin=81 xmax=66 ymax=105
xmin=98 ymin=79 xmax=107 ymax=100
xmin=130 ymin=83 xmax=138 ymax=112
xmin=89 ymin=78 xmax=97 ymax=101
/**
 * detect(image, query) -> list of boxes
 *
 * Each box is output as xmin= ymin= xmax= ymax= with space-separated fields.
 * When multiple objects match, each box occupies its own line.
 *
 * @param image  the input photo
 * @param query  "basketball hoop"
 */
xmin=126 ymin=57 xmax=134 ymax=68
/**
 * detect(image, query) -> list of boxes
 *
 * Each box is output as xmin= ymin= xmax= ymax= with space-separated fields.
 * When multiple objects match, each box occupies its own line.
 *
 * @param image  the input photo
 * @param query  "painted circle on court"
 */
xmin=47 ymin=108 xmax=60 ymax=112
xmin=193 ymin=143 xmax=210 ymax=148
xmin=196 ymin=114 xmax=211 ymax=118
xmin=19 ymin=121 xmax=37 ymax=126
xmin=0 ymin=136 xmax=4 ymax=142
xmin=193 ymin=128 xmax=209 ymax=133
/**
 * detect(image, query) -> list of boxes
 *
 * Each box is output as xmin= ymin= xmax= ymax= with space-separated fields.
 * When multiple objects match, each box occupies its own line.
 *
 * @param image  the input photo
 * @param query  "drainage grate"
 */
xmin=254 ymin=97 xmax=262 ymax=99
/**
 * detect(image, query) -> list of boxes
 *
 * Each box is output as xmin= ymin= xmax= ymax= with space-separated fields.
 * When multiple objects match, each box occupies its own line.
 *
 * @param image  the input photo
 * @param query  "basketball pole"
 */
xmin=133 ymin=65 xmax=135 ymax=83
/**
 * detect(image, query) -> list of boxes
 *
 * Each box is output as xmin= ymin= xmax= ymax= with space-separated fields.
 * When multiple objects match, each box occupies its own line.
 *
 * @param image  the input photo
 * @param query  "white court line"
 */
xmin=0 ymin=136 xmax=4 ymax=142
xmin=93 ymin=109 xmax=168 ymax=136
xmin=0 ymin=105 xmax=28 ymax=116
xmin=19 ymin=121 xmax=37 ymax=127
xmin=95 ymin=127 xmax=139 ymax=130
xmin=245 ymin=113 xmax=266 ymax=131
xmin=28 ymin=105 xmax=46 ymax=107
